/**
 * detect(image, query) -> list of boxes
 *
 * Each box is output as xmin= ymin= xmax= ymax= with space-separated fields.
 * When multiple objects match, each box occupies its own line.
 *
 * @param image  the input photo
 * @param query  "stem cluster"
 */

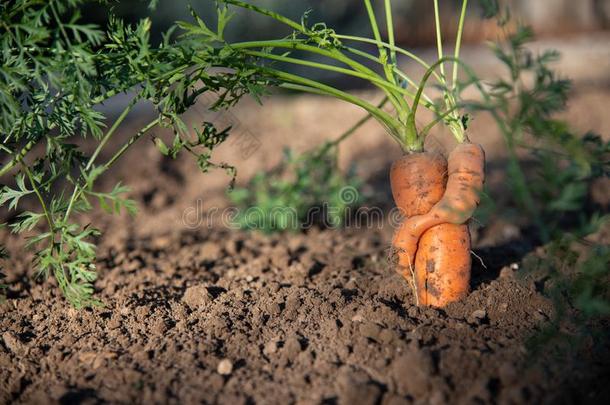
xmin=221 ymin=0 xmax=470 ymax=152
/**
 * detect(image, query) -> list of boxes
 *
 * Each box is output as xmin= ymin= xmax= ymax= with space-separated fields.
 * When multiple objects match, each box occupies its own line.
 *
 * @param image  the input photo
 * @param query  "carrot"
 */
xmin=392 ymin=143 xmax=485 ymax=306
xmin=390 ymin=151 xmax=447 ymax=218
xmin=414 ymin=224 xmax=471 ymax=306
xmin=393 ymin=143 xmax=485 ymax=268
xmin=390 ymin=152 xmax=447 ymax=279
xmin=222 ymin=0 xmax=479 ymax=306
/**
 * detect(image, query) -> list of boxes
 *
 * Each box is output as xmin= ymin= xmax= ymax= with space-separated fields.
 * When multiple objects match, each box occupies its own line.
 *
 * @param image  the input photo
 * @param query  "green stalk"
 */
xmin=223 ymin=0 xmax=398 ymax=90
xmin=341 ymin=46 xmax=432 ymax=105
xmin=384 ymin=0 xmax=397 ymax=66
xmin=391 ymin=67 xmax=434 ymax=105
xmin=419 ymin=104 xmax=461 ymax=137
xmin=338 ymin=44 xmax=435 ymax=106
xmin=410 ymin=59 xmax=452 ymax=123
xmin=231 ymin=39 xmax=406 ymax=112
xmin=360 ymin=0 xmax=409 ymax=120
xmin=453 ymin=0 xmax=468 ymax=88
xmin=60 ymin=118 xmax=158 ymax=267
xmin=243 ymin=50 xmax=418 ymax=102
xmin=63 ymin=99 xmax=136 ymax=222
xmin=22 ymin=164 xmax=54 ymax=235
xmin=49 ymin=2 xmax=72 ymax=48
xmin=0 ymin=140 xmax=34 ymax=177
xmin=84 ymin=102 xmax=136 ymax=172
xmin=324 ymin=47 xmax=407 ymax=112
xmin=224 ymin=0 xmax=411 ymax=115
xmin=334 ymin=34 xmax=444 ymax=84
xmin=222 ymin=0 xmax=302 ymax=32
xmin=363 ymin=1 xmax=385 ymax=57
xmin=231 ymin=40 xmax=373 ymax=76
xmin=442 ymin=0 xmax=469 ymax=142
xmin=269 ymin=69 xmax=399 ymax=129
xmin=99 ymin=119 xmax=158 ymax=171
xmin=363 ymin=0 xmax=398 ymax=88
xmin=433 ymin=0 xmax=447 ymax=84
xmin=406 ymin=57 xmax=457 ymax=146
xmin=272 ymin=72 xmax=405 ymax=148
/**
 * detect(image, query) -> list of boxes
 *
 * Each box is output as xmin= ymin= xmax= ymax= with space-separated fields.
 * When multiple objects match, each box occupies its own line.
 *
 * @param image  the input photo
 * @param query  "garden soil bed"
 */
xmin=2 ymin=82 xmax=610 ymax=404
xmin=2 ymin=224 xmax=609 ymax=404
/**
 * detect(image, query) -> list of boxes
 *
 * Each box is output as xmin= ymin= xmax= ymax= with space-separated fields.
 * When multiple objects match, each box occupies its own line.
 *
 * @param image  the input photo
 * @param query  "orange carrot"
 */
xmin=390 ymin=151 xmax=447 ymax=283
xmin=393 ymin=143 xmax=485 ymax=269
xmin=390 ymin=151 xmax=447 ymax=218
xmin=391 ymin=143 xmax=484 ymax=306
xmin=414 ymin=223 xmax=471 ymax=306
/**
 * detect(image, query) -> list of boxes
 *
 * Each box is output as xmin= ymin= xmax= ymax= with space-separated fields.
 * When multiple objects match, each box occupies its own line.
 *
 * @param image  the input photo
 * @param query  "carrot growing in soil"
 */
xmin=392 ymin=1 xmax=485 ymax=307
xmin=218 ymin=0 xmax=484 ymax=306
xmin=393 ymin=143 xmax=485 ymax=306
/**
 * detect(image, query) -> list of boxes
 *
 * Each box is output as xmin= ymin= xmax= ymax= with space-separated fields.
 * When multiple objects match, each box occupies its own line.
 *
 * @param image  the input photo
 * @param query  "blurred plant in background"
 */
xmin=229 ymin=144 xmax=361 ymax=233
xmin=229 ymin=96 xmax=389 ymax=234
xmin=468 ymin=23 xmax=609 ymax=240
xmin=470 ymin=0 xmax=610 ymax=347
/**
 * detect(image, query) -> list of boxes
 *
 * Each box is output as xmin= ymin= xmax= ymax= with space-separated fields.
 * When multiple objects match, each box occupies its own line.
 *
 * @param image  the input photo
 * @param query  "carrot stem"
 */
xmin=334 ymin=34 xmax=444 ymax=84
xmin=230 ymin=39 xmax=405 ymax=112
xmin=268 ymin=69 xmax=403 ymax=139
xmin=433 ymin=0 xmax=447 ymax=84
xmin=384 ymin=0 xmax=398 ymax=66
xmin=341 ymin=46 xmax=433 ymax=105
xmin=242 ymin=50 xmax=418 ymax=101
xmin=221 ymin=0 xmax=302 ymax=31
xmin=363 ymin=0 xmax=392 ymax=82
xmin=453 ymin=0 xmax=468 ymax=88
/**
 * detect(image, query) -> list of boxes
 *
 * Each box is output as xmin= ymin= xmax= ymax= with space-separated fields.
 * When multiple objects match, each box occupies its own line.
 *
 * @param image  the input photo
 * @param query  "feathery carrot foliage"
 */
xmin=0 ymin=0 xmax=269 ymax=307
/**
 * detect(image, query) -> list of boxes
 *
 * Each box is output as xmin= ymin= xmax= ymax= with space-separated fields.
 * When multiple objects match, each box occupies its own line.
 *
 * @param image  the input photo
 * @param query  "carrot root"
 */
xmin=391 ymin=143 xmax=485 ymax=307
xmin=415 ymin=223 xmax=471 ymax=306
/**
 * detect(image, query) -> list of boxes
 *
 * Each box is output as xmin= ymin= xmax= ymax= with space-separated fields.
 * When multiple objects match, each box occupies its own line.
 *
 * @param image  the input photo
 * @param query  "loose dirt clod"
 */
xmin=263 ymin=341 xmax=278 ymax=356
xmin=217 ymin=359 xmax=233 ymax=375
xmin=182 ymin=285 xmax=210 ymax=308
xmin=2 ymin=331 xmax=26 ymax=355
xmin=472 ymin=309 xmax=486 ymax=318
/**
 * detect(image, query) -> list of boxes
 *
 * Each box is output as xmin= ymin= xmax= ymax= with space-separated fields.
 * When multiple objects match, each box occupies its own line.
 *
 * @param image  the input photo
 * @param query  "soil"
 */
xmin=2 ymin=36 xmax=610 ymax=404
xmin=2 ymin=223 xmax=609 ymax=404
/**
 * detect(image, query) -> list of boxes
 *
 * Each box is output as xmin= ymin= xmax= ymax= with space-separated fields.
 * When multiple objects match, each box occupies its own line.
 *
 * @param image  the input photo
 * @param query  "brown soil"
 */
xmin=2 ymin=222 xmax=609 ymax=404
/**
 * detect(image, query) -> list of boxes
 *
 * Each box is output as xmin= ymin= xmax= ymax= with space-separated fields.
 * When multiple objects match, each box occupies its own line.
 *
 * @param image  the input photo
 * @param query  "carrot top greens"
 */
xmin=0 ymin=0 xmax=271 ymax=307
xmin=217 ymin=0 xmax=470 ymax=152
